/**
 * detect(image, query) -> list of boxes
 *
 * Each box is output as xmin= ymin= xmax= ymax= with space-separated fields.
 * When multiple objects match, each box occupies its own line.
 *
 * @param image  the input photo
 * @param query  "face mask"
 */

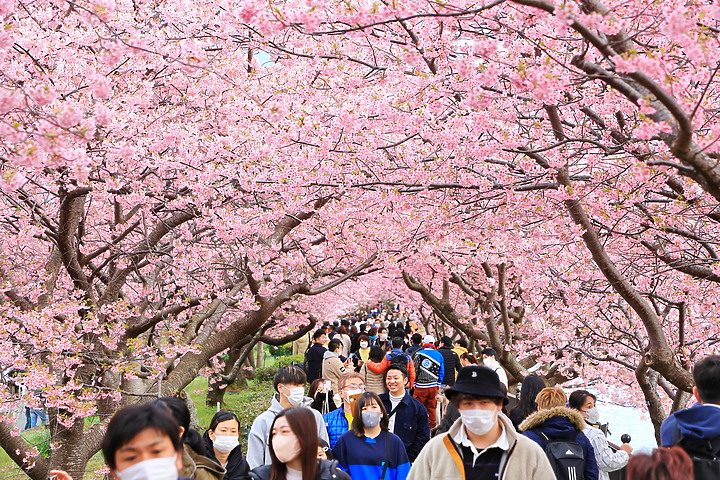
xmin=362 ymin=410 xmax=382 ymax=428
xmin=360 ymin=342 xmax=369 ymax=348
xmin=115 ymin=456 xmax=179 ymax=480
xmin=379 ymin=334 xmax=388 ymax=341
xmin=586 ymin=407 xmax=600 ymax=425
xmin=213 ymin=435 xmax=239 ymax=453
xmin=460 ymin=408 xmax=498 ymax=436
xmin=283 ymin=386 xmax=305 ymax=406
xmin=272 ymin=433 xmax=300 ymax=463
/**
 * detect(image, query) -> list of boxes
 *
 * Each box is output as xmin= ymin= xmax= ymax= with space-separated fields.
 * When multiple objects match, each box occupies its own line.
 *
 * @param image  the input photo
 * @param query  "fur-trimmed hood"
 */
xmin=518 ymin=406 xmax=586 ymax=433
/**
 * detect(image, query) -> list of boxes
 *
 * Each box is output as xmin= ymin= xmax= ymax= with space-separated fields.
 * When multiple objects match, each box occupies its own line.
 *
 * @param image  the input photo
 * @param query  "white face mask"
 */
xmin=115 ymin=456 xmax=179 ymax=480
xmin=272 ymin=433 xmax=300 ymax=463
xmin=213 ymin=435 xmax=239 ymax=453
xmin=379 ymin=334 xmax=388 ymax=341
xmin=282 ymin=386 xmax=305 ymax=406
xmin=460 ymin=408 xmax=498 ymax=436
xmin=586 ymin=407 xmax=600 ymax=425
xmin=360 ymin=341 xmax=369 ymax=348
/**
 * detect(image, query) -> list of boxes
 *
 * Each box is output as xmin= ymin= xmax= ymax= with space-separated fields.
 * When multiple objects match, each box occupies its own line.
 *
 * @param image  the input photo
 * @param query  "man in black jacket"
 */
xmin=379 ymin=364 xmax=431 ymax=462
xmin=438 ymin=336 xmax=462 ymax=386
xmin=305 ymin=329 xmax=327 ymax=383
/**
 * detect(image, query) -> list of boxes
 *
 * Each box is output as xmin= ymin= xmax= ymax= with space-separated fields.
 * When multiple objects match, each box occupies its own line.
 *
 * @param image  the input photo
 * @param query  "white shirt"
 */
xmin=453 ymin=420 xmax=510 ymax=466
xmin=388 ymin=392 xmax=404 ymax=431
xmin=286 ymin=467 xmax=302 ymax=480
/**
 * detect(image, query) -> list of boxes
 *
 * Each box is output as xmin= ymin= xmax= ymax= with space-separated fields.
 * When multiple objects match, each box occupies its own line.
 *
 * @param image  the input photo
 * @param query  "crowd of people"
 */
xmin=48 ymin=304 xmax=720 ymax=480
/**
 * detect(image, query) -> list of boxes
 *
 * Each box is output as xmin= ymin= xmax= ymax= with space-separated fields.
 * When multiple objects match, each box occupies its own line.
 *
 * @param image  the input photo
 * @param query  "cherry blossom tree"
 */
xmin=4 ymin=0 xmax=720 ymax=472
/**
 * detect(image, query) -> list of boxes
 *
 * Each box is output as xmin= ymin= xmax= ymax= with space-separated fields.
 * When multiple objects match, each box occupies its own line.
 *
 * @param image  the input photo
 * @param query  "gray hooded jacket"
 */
xmin=246 ymin=393 xmax=330 ymax=470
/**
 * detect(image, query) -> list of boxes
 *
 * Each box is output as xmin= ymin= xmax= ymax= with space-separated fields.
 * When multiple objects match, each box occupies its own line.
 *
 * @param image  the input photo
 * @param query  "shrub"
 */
xmin=254 ymin=355 xmax=305 ymax=383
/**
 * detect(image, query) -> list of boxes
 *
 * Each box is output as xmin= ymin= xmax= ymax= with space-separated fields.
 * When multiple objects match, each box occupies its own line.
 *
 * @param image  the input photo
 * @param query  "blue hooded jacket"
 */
xmin=660 ymin=402 xmax=720 ymax=446
xmin=519 ymin=406 xmax=599 ymax=480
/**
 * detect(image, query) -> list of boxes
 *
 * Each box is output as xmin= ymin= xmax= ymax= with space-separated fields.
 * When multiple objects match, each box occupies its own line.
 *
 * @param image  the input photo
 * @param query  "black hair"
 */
xmin=411 ymin=333 xmax=422 ymax=344
xmin=369 ymin=346 xmax=385 ymax=362
xmin=509 ymin=374 xmax=546 ymax=421
xmin=359 ymin=324 xmax=367 ymax=332
xmin=694 ymin=355 xmax=720 ymax=404
xmin=102 ymin=404 xmax=181 ymax=470
xmin=149 ymin=396 xmax=205 ymax=455
xmin=391 ymin=336 xmax=404 ymax=349
xmin=318 ymin=438 xmax=333 ymax=460
xmin=312 ymin=329 xmax=326 ymax=340
xmin=328 ymin=339 xmax=342 ymax=353
xmin=385 ymin=363 xmax=408 ymax=379
xmin=455 ymin=338 xmax=468 ymax=349
xmin=482 ymin=347 xmax=497 ymax=357
xmin=450 ymin=392 xmax=504 ymax=407
xmin=568 ymin=389 xmax=597 ymax=411
xmin=273 ymin=365 xmax=307 ymax=392
xmin=208 ymin=410 xmax=240 ymax=433
xmin=440 ymin=336 xmax=452 ymax=346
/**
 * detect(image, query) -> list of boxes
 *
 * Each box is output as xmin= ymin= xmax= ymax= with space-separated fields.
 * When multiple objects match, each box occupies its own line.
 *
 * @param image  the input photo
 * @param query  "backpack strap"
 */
xmin=379 ymin=430 xmax=391 ymax=480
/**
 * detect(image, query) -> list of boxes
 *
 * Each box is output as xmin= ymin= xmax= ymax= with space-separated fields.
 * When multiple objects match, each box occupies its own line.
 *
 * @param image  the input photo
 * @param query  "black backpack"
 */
xmin=389 ymin=352 xmax=409 ymax=369
xmin=676 ymin=433 xmax=720 ymax=480
xmin=534 ymin=430 xmax=585 ymax=480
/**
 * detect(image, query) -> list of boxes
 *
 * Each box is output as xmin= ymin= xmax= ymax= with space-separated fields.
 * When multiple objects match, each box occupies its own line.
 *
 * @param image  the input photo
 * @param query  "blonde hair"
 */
xmin=535 ymin=387 xmax=566 ymax=410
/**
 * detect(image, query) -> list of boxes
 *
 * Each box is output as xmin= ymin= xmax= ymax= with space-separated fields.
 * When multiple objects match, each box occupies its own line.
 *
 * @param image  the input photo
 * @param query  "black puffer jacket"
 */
xmin=203 ymin=431 xmax=250 ymax=480
xmin=249 ymin=459 xmax=350 ymax=480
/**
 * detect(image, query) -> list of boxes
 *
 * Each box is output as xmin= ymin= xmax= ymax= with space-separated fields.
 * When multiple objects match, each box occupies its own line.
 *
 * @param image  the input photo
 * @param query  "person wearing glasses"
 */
xmin=323 ymin=373 xmax=366 ymax=449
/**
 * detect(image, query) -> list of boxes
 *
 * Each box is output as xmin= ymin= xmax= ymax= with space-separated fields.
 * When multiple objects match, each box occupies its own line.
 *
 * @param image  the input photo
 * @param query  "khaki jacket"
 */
xmin=322 ymin=354 xmax=347 ymax=393
xmin=408 ymin=413 xmax=555 ymax=480
xmin=180 ymin=444 xmax=225 ymax=480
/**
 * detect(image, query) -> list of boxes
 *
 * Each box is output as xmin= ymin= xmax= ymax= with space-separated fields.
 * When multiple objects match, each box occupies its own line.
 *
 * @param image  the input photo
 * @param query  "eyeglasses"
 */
xmin=343 ymin=384 xmax=366 ymax=391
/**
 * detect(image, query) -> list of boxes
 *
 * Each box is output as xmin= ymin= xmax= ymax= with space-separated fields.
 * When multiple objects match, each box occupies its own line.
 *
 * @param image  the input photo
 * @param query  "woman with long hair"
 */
xmin=248 ymin=407 xmax=350 ymax=480
xmin=150 ymin=397 xmax=225 ymax=480
xmin=508 ymin=374 xmax=545 ymax=430
xmin=332 ymin=392 xmax=410 ymax=480
xmin=203 ymin=410 xmax=250 ymax=480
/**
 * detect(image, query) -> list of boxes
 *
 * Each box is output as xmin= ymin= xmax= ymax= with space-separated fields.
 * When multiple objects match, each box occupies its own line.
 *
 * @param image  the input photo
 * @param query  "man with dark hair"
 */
xmin=406 ymin=333 xmax=424 ymax=356
xmin=482 ymin=347 xmax=508 ymax=388
xmin=50 ymin=404 xmax=194 ymax=480
xmin=661 ymin=355 xmax=720 ymax=473
xmin=322 ymin=339 xmax=348 ymax=395
xmin=408 ymin=366 xmax=554 ymax=480
xmin=439 ymin=336 xmax=462 ymax=386
xmin=305 ymin=328 xmax=327 ymax=383
xmin=51 ymin=404 xmax=193 ymax=480
xmin=379 ymin=364 xmax=430 ymax=462
xmin=247 ymin=365 xmax=329 ymax=469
